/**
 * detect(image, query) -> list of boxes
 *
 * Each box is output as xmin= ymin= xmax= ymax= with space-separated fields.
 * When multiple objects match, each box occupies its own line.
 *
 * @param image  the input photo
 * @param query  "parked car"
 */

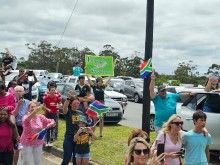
xmin=108 ymin=78 xmax=125 ymax=94
xmin=62 ymin=76 xmax=128 ymax=113
xmin=35 ymin=81 xmax=48 ymax=103
xmin=56 ymin=83 xmax=123 ymax=124
xmin=49 ymin=73 xmax=63 ymax=83
xmin=177 ymin=92 xmax=220 ymax=151
xmin=124 ymin=78 xmax=143 ymax=103
xmin=4 ymin=72 xmax=39 ymax=101
xmin=104 ymin=88 xmax=128 ymax=114
xmin=33 ymin=70 xmax=50 ymax=79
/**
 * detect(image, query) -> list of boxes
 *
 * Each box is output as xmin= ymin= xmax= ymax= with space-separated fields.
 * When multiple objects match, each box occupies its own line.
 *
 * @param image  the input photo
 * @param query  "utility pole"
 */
xmin=142 ymin=0 xmax=154 ymax=140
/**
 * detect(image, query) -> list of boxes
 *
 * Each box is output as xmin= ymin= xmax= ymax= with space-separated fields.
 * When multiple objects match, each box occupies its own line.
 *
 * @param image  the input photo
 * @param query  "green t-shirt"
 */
xmin=64 ymin=109 xmax=84 ymax=136
xmin=75 ymin=132 xmax=91 ymax=154
xmin=91 ymin=83 xmax=107 ymax=101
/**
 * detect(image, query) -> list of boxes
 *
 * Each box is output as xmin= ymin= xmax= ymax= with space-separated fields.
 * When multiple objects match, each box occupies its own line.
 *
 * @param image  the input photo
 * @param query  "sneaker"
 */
xmin=45 ymin=142 xmax=50 ymax=147
xmin=16 ymin=143 xmax=23 ymax=150
xmin=48 ymin=142 xmax=53 ymax=147
xmin=99 ymin=135 xmax=103 ymax=139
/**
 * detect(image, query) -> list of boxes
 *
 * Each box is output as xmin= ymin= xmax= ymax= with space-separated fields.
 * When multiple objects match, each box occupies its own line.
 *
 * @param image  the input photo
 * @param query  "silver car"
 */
xmin=124 ymin=79 xmax=143 ymax=103
xmin=177 ymin=92 xmax=220 ymax=151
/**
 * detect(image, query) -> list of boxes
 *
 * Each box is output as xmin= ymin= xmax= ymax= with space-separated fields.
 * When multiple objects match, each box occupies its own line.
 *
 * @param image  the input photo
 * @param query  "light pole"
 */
xmin=142 ymin=0 xmax=154 ymax=141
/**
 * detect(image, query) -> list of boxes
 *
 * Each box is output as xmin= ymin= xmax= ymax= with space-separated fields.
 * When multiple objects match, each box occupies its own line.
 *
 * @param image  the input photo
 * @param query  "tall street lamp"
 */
xmin=142 ymin=0 xmax=154 ymax=141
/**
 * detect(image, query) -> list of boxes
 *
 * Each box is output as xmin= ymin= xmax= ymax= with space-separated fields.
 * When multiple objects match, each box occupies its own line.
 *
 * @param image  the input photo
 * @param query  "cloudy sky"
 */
xmin=1 ymin=0 xmax=220 ymax=75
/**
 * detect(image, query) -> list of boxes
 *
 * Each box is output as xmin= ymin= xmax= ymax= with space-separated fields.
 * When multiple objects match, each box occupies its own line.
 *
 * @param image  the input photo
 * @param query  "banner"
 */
xmin=85 ymin=55 xmax=114 ymax=76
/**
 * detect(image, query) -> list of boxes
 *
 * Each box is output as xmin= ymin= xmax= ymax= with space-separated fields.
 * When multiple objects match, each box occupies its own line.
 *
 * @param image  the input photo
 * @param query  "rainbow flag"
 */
xmin=28 ymin=128 xmax=47 ymax=140
xmin=140 ymin=58 xmax=152 ymax=79
xmin=85 ymin=100 xmax=111 ymax=119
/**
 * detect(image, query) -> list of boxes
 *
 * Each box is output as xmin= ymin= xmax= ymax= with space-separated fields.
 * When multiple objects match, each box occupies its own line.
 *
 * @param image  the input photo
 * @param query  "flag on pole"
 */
xmin=85 ymin=100 xmax=111 ymax=119
xmin=28 ymin=128 xmax=47 ymax=140
xmin=140 ymin=58 xmax=152 ymax=79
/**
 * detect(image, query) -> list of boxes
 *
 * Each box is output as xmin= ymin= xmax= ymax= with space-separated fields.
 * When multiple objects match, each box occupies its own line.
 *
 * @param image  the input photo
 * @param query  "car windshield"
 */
xmin=49 ymin=73 xmax=61 ymax=78
xmin=112 ymin=81 xmax=123 ymax=87
xmin=5 ymin=74 xmax=15 ymax=81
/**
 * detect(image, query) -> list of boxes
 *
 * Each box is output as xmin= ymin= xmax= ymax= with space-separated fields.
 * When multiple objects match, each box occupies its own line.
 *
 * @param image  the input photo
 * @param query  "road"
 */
xmin=119 ymin=101 xmax=143 ymax=128
xmin=18 ymin=151 xmax=62 ymax=164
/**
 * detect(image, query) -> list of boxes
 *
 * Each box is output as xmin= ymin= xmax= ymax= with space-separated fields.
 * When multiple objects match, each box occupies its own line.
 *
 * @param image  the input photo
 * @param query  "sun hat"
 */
xmin=78 ymin=115 xmax=88 ymax=124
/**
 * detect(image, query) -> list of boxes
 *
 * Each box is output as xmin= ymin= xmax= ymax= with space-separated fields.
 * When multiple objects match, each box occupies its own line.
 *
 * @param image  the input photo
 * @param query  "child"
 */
xmin=74 ymin=115 xmax=97 ymax=165
xmin=73 ymin=62 xmax=83 ymax=76
xmin=182 ymin=110 xmax=212 ymax=165
xmin=43 ymin=86 xmax=62 ymax=146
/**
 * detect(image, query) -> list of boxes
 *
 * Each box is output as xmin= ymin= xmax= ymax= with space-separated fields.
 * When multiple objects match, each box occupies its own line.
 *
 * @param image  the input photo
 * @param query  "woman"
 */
xmin=203 ymin=75 xmax=220 ymax=113
xmin=151 ymin=114 xmax=183 ymax=165
xmin=87 ymin=76 xmax=111 ymax=138
xmin=20 ymin=101 xmax=55 ymax=165
xmin=7 ymin=80 xmax=17 ymax=96
xmin=61 ymin=91 xmax=84 ymax=165
xmin=0 ymin=107 xmax=19 ymax=165
xmin=124 ymin=128 xmax=149 ymax=164
xmin=127 ymin=137 xmax=164 ymax=165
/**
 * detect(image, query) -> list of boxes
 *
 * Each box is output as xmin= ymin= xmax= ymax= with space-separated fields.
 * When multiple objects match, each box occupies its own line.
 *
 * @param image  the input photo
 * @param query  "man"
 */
xmin=13 ymin=86 xmax=29 ymax=165
xmin=17 ymin=71 xmax=37 ymax=101
xmin=182 ymin=110 xmax=211 ymax=165
xmin=13 ymin=68 xmax=25 ymax=81
xmin=73 ymin=62 xmax=83 ymax=76
xmin=2 ymin=52 xmax=13 ymax=76
xmin=149 ymin=72 xmax=191 ymax=135
xmin=75 ymin=75 xmax=90 ymax=112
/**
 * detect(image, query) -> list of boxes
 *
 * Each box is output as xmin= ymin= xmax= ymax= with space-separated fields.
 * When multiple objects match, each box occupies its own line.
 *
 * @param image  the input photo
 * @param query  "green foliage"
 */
xmin=205 ymin=64 xmax=220 ymax=77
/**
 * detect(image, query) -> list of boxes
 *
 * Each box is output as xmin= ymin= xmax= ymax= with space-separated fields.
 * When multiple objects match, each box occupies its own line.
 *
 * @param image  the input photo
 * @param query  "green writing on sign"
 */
xmin=85 ymin=55 xmax=114 ymax=76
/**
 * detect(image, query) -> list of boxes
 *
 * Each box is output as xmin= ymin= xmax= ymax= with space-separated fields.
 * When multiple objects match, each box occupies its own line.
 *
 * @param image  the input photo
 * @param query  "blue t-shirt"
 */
xmin=73 ymin=67 xmax=83 ymax=76
xmin=182 ymin=130 xmax=212 ymax=165
xmin=152 ymin=93 xmax=180 ymax=127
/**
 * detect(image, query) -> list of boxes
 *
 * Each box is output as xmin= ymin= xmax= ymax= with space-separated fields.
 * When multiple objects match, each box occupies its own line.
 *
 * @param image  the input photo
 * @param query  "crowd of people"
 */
xmin=0 ymin=52 xmax=218 ymax=165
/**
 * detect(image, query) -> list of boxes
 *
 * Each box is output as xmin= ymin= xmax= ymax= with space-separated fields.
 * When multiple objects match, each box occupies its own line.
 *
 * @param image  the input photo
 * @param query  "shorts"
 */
xmin=75 ymin=153 xmax=90 ymax=158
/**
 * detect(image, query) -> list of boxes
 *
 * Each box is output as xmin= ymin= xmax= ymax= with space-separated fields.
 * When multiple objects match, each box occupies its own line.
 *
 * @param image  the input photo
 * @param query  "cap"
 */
xmin=78 ymin=115 xmax=88 ymax=124
xmin=96 ymin=77 xmax=103 ymax=83
xmin=158 ymin=85 xmax=166 ymax=92
xmin=78 ymin=75 xmax=85 ymax=80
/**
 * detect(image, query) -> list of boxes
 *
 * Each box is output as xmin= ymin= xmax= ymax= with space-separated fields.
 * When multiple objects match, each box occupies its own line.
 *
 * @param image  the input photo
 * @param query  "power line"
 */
xmin=57 ymin=0 xmax=79 ymax=47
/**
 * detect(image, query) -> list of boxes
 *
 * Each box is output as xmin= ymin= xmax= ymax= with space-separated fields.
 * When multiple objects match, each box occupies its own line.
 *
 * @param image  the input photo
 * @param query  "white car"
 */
xmin=62 ymin=76 xmax=128 ymax=112
xmin=104 ymin=90 xmax=128 ymax=113
xmin=177 ymin=92 xmax=220 ymax=151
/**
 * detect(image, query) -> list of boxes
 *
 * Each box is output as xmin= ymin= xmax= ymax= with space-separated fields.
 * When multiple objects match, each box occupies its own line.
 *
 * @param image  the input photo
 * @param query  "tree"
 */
xmin=174 ymin=61 xmax=199 ymax=85
xmin=205 ymin=64 xmax=220 ymax=77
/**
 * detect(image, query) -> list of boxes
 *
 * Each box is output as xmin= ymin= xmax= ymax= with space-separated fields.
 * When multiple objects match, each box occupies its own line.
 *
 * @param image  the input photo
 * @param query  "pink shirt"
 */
xmin=20 ymin=114 xmax=54 ymax=147
xmin=0 ymin=92 xmax=16 ymax=114
xmin=0 ymin=122 xmax=13 ymax=152
xmin=8 ymin=87 xmax=15 ymax=96
xmin=151 ymin=132 xmax=182 ymax=165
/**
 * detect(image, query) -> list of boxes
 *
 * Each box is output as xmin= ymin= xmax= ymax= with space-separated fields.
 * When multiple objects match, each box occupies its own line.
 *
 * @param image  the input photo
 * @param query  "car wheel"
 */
xmin=134 ymin=93 xmax=140 ymax=103
xmin=150 ymin=115 xmax=155 ymax=132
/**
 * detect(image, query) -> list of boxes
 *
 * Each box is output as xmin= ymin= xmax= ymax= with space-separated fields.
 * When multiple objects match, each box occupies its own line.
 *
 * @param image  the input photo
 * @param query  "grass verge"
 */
xmin=54 ymin=119 xmax=156 ymax=165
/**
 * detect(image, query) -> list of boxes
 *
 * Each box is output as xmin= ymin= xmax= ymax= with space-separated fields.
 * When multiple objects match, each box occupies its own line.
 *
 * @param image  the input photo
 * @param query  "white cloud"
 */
xmin=1 ymin=0 xmax=220 ymax=75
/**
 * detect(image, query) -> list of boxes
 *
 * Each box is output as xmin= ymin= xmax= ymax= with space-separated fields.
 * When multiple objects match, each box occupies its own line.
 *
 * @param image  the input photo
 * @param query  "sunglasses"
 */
xmin=170 ymin=121 xmax=183 ymax=126
xmin=134 ymin=148 xmax=149 ymax=155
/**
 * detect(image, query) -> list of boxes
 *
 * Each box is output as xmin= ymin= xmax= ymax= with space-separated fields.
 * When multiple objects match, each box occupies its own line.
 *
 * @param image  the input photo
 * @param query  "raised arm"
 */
xmin=32 ymin=72 xmax=37 ymax=85
xmin=149 ymin=72 xmax=156 ymax=99
xmin=204 ymin=77 xmax=213 ymax=92
xmin=63 ymin=90 xmax=75 ymax=114
xmin=105 ymin=76 xmax=111 ymax=85
xmin=86 ymin=75 xmax=93 ymax=85
xmin=27 ymin=106 xmax=42 ymax=120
